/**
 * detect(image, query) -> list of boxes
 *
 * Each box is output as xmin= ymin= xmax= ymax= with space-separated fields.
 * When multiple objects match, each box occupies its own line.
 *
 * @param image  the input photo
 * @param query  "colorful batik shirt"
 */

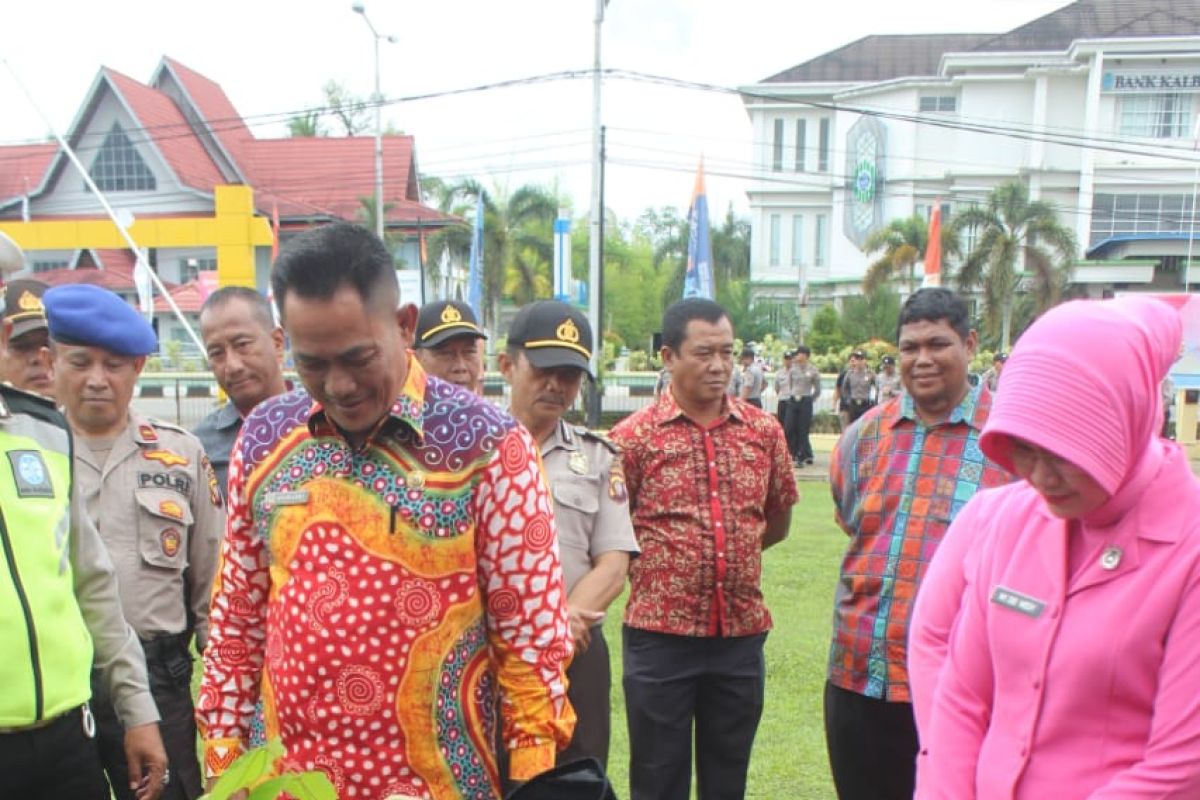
xmin=827 ymin=383 xmax=1012 ymax=702
xmin=198 ymin=358 xmax=574 ymax=800
xmin=610 ymin=390 xmax=798 ymax=638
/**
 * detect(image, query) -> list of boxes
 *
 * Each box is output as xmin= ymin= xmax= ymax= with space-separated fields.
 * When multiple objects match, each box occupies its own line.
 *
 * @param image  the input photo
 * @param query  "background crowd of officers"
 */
xmin=0 ymin=223 xmax=800 ymax=800
xmin=0 ymin=220 xmax=1020 ymax=800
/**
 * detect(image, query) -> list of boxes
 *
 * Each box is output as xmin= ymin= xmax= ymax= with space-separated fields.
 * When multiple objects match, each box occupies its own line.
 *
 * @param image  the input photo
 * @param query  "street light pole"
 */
xmin=586 ymin=0 xmax=606 ymax=427
xmin=352 ymin=2 xmax=395 ymax=241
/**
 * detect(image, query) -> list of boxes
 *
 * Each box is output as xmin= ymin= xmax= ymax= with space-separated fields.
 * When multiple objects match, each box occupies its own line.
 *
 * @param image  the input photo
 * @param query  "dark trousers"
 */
xmin=560 ymin=625 xmax=612 ymax=770
xmin=824 ymin=682 xmax=918 ymax=800
xmin=623 ymin=627 xmax=766 ymax=800
xmin=846 ymin=399 xmax=872 ymax=425
xmin=0 ymin=706 xmax=110 ymax=800
xmin=744 ymin=397 xmax=762 ymax=409
xmin=786 ymin=396 xmax=815 ymax=461
xmin=776 ymin=397 xmax=791 ymax=428
xmin=93 ymin=636 xmax=202 ymax=800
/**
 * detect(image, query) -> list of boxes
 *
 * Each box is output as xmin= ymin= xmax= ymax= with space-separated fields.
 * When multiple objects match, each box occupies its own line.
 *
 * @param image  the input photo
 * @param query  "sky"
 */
xmin=1 ymin=0 xmax=1070 ymax=222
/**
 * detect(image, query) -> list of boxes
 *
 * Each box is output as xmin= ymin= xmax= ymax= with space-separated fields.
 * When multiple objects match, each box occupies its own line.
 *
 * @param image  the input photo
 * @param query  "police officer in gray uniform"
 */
xmin=839 ymin=349 xmax=876 ymax=425
xmin=499 ymin=300 xmax=638 ymax=771
xmin=45 ymin=285 xmax=224 ymax=800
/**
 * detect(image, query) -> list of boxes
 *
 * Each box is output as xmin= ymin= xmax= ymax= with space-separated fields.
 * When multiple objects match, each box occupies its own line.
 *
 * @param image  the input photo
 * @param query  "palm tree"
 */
xmin=950 ymin=181 xmax=1077 ymax=351
xmin=861 ymin=214 xmax=960 ymax=297
xmin=431 ymin=179 xmax=559 ymax=329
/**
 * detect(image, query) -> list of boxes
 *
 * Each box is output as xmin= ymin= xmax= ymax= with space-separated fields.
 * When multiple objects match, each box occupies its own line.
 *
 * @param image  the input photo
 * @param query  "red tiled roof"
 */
xmin=85 ymin=249 xmax=139 ymax=272
xmin=36 ymin=264 xmax=137 ymax=291
xmin=0 ymin=57 xmax=451 ymax=230
xmin=103 ymin=67 xmax=226 ymax=194
xmin=243 ymin=136 xmax=451 ymax=225
xmin=0 ymin=144 xmax=57 ymax=203
xmin=157 ymin=57 xmax=254 ymax=171
xmin=153 ymin=279 xmax=203 ymax=313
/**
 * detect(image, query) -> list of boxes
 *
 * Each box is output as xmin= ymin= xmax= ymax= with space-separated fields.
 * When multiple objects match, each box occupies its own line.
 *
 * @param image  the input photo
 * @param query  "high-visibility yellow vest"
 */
xmin=0 ymin=387 xmax=93 ymax=726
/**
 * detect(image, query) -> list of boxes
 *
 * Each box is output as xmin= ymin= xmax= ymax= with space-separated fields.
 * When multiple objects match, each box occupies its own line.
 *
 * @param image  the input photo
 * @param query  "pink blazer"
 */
xmin=918 ymin=446 xmax=1200 ymax=799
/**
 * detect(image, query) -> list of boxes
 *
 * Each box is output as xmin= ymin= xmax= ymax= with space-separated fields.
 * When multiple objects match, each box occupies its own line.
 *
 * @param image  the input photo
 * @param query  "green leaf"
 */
xmin=276 ymin=767 xmax=338 ymax=800
xmin=208 ymin=739 xmax=286 ymax=800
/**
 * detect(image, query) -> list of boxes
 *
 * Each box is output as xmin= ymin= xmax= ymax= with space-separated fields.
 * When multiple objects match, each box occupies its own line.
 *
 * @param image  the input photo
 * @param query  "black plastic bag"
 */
xmin=505 ymin=758 xmax=617 ymax=800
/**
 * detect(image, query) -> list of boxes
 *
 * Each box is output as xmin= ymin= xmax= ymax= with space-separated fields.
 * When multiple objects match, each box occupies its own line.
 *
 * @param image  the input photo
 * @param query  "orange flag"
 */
xmin=924 ymin=202 xmax=942 ymax=287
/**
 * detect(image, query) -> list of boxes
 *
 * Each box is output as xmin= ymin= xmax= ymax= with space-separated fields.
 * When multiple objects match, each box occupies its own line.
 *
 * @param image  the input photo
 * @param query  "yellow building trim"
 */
xmin=0 ymin=185 xmax=270 ymax=289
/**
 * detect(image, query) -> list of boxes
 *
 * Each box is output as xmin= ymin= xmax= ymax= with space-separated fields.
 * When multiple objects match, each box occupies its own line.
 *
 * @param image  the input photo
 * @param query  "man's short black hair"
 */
xmin=661 ymin=298 xmax=729 ymax=352
xmin=896 ymin=287 xmax=970 ymax=341
xmin=270 ymin=222 xmax=398 ymax=321
xmin=795 ymin=344 xmax=811 ymax=356
xmin=200 ymin=286 xmax=275 ymax=331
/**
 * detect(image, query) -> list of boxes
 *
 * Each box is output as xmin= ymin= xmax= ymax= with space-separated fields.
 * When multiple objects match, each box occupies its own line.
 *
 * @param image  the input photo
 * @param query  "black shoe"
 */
xmin=805 ymin=458 xmax=814 ymax=465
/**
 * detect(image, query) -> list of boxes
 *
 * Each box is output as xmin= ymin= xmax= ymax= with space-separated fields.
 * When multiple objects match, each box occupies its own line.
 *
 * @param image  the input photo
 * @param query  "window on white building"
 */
xmin=769 ymin=214 xmax=782 ymax=266
xmin=919 ymin=95 xmax=957 ymax=113
xmin=1090 ymin=192 xmax=1195 ymax=246
xmin=814 ymin=214 xmax=827 ymax=266
xmin=795 ymin=120 xmax=807 ymax=172
xmin=791 ymin=215 xmax=804 ymax=265
xmin=772 ymin=119 xmax=785 ymax=172
xmin=182 ymin=257 xmax=217 ymax=283
xmin=88 ymin=123 xmax=156 ymax=192
xmin=818 ymin=118 xmax=831 ymax=172
xmin=1118 ymin=94 xmax=1194 ymax=139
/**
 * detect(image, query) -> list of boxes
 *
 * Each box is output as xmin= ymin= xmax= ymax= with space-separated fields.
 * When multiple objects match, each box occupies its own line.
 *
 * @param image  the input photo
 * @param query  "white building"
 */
xmin=742 ymin=0 xmax=1200 ymax=316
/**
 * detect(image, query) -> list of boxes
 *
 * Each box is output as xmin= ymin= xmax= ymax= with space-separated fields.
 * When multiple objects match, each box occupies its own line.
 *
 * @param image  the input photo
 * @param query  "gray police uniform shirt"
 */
xmin=728 ymin=369 xmax=743 ymax=398
xmin=0 ymin=388 xmax=159 ymax=728
xmin=193 ymin=401 xmax=242 ymax=499
xmin=774 ymin=365 xmax=793 ymax=399
xmin=742 ymin=363 xmax=765 ymax=400
xmin=878 ymin=370 xmax=903 ymax=401
xmin=540 ymin=419 xmax=639 ymax=603
xmin=844 ymin=368 xmax=875 ymax=402
xmin=74 ymin=412 xmax=225 ymax=650
xmin=789 ymin=363 xmax=822 ymax=400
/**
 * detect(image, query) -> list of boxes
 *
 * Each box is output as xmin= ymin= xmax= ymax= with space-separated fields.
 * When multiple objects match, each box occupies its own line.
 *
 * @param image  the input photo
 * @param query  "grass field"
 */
xmin=601 ymin=488 xmax=845 ymax=800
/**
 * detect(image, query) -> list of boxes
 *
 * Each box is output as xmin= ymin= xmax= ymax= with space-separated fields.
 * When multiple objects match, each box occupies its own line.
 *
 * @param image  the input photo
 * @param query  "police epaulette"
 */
xmin=575 ymin=425 xmax=618 ymax=454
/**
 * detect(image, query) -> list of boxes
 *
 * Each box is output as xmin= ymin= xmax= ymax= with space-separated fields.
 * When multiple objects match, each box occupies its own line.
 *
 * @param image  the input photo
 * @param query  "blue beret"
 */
xmin=44 ymin=284 xmax=158 ymax=356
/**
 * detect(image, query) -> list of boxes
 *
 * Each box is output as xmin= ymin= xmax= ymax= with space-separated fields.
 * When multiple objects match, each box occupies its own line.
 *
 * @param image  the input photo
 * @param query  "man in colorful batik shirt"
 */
xmin=198 ymin=222 xmax=574 ymax=800
xmin=824 ymin=288 xmax=1012 ymax=800
xmin=612 ymin=297 xmax=798 ymax=800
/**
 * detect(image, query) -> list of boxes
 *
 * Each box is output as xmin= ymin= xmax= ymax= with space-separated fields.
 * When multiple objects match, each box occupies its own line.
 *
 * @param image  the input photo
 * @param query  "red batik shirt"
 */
xmin=610 ymin=391 xmax=798 ymax=637
xmin=197 ymin=359 xmax=574 ymax=800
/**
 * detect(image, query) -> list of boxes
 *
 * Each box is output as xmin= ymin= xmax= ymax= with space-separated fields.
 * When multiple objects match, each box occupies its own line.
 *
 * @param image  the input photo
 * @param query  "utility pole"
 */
xmin=586 ymin=0 xmax=606 ymax=426
xmin=352 ymin=2 xmax=396 ymax=241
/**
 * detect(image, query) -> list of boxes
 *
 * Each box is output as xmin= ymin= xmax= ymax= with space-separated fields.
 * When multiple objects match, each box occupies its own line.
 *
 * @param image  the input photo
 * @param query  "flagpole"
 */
xmin=1186 ymin=116 xmax=1200 ymax=293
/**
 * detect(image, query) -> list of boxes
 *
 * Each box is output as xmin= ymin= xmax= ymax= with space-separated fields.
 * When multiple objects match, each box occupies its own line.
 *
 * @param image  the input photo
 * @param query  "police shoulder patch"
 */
xmin=576 ymin=426 xmax=618 ymax=455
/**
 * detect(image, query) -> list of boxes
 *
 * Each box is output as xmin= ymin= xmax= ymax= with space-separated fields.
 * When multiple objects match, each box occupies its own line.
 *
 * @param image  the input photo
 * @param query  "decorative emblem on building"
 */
xmin=843 ymin=116 xmax=887 ymax=249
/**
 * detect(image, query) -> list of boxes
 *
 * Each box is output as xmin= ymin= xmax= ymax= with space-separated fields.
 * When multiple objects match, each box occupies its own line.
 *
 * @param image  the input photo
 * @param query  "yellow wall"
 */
xmin=0 ymin=185 xmax=271 ymax=288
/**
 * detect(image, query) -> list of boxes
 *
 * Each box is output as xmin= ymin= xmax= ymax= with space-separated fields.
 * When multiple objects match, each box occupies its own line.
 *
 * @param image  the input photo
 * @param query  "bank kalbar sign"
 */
xmin=1103 ymin=71 xmax=1200 ymax=93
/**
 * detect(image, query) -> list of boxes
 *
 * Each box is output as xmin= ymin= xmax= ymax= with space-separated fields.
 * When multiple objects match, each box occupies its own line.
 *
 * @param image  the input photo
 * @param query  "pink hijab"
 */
xmin=979 ymin=296 xmax=1182 ymax=523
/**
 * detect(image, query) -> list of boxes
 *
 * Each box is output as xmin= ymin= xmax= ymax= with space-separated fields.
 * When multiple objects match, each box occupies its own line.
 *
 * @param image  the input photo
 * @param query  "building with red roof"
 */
xmin=0 ymin=56 xmax=455 ymax=350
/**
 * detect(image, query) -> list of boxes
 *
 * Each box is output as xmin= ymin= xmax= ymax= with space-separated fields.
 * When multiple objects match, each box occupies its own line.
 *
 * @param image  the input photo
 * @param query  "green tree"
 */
xmin=807 ymin=304 xmax=845 ymax=354
xmin=839 ymin=288 xmax=901 ymax=345
xmin=322 ymin=80 xmax=370 ymax=136
xmin=286 ymin=110 xmax=323 ymax=137
xmin=861 ymin=214 xmax=960 ymax=296
xmin=950 ymin=181 xmax=1077 ymax=350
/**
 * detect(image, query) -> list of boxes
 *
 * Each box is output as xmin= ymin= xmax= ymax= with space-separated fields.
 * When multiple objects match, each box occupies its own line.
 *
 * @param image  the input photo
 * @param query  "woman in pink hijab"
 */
xmin=914 ymin=296 xmax=1200 ymax=799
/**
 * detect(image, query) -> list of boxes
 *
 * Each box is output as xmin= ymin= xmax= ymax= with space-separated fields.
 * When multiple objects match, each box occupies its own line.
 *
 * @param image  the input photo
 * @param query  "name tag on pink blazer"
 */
xmin=991 ymin=586 xmax=1046 ymax=618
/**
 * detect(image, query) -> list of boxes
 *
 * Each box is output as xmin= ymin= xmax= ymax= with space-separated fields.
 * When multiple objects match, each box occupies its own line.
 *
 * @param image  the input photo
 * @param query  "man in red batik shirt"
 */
xmin=610 ymin=297 xmax=798 ymax=800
